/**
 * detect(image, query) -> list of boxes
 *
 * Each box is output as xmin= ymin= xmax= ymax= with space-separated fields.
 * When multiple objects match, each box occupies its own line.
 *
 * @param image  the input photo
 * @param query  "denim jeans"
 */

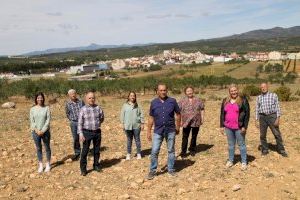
xmin=125 ymin=128 xmax=141 ymax=154
xmin=80 ymin=129 xmax=101 ymax=172
xmin=70 ymin=121 xmax=81 ymax=156
xmin=32 ymin=130 xmax=51 ymax=162
xmin=150 ymin=132 xmax=176 ymax=173
xmin=181 ymin=126 xmax=200 ymax=153
xmin=225 ymin=128 xmax=247 ymax=164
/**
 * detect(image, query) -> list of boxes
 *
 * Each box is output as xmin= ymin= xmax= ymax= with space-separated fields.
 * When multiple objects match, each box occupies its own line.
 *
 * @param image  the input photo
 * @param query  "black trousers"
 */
xmin=181 ymin=126 xmax=200 ymax=153
xmin=259 ymin=114 xmax=285 ymax=152
xmin=80 ymin=129 xmax=101 ymax=172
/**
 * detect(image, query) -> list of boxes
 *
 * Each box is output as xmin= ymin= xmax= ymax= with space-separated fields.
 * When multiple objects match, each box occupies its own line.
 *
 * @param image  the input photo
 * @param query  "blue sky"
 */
xmin=0 ymin=0 xmax=299 ymax=55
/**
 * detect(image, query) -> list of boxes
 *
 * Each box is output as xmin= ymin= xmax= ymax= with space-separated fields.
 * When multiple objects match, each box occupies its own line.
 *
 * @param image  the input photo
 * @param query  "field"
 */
xmin=119 ymin=62 xmax=261 ymax=79
xmin=0 ymin=88 xmax=299 ymax=199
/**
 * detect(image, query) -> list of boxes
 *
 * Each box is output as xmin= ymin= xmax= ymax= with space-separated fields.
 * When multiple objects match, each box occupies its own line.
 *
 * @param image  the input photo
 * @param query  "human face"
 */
xmin=128 ymin=93 xmax=136 ymax=103
xmin=229 ymin=87 xmax=238 ymax=99
xmin=36 ymin=95 xmax=44 ymax=106
xmin=260 ymin=83 xmax=268 ymax=94
xmin=86 ymin=92 xmax=95 ymax=106
xmin=185 ymin=88 xmax=194 ymax=98
xmin=157 ymin=85 xmax=167 ymax=99
xmin=69 ymin=91 xmax=77 ymax=101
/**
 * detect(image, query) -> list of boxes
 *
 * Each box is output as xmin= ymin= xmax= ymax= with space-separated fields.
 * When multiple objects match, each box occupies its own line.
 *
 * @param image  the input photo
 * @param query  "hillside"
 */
xmin=28 ymin=26 xmax=300 ymax=58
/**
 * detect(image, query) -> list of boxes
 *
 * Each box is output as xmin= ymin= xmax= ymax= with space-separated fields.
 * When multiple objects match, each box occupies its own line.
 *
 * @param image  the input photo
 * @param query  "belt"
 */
xmin=259 ymin=113 xmax=276 ymax=116
xmin=83 ymin=129 xmax=100 ymax=133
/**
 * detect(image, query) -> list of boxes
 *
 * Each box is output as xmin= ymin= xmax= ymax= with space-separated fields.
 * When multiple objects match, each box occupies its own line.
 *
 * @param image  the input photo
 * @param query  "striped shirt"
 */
xmin=255 ymin=92 xmax=281 ymax=120
xmin=78 ymin=104 xmax=104 ymax=135
xmin=65 ymin=99 xmax=85 ymax=122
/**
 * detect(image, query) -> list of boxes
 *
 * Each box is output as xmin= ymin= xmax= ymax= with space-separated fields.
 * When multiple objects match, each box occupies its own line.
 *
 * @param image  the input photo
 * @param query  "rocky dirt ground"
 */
xmin=0 ymin=90 xmax=299 ymax=200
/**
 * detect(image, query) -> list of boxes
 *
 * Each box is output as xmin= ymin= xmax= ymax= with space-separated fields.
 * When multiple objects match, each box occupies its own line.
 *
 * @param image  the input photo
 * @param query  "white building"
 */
xmin=268 ymin=51 xmax=282 ymax=60
xmin=111 ymin=59 xmax=126 ymax=70
xmin=287 ymin=52 xmax=300 ymax=60
xmin=66 ymin=65 xmax=84 ymax=74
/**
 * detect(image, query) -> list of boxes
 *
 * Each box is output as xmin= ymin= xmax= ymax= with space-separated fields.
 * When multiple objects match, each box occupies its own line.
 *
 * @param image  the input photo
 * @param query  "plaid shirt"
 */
xmin=255 ymin=92 xmax=281 ymax=120
xmin=65 ymin=99 xmax=85 ymax=122
xmin=78 ymin=104 xmax=104 ymax=135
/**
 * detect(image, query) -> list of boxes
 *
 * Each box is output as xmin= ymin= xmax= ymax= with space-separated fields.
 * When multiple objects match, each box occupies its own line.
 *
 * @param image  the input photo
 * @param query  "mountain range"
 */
xmin=23 ymin=26 xmax=300 ymax=56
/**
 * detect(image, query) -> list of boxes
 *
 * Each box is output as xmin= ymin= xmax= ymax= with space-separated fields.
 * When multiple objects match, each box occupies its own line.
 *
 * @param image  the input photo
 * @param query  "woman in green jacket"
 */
xmin=120 ymin=92 xmax=144 ymax=160
xmin=30 ymin=92 xmax=51 ymax=173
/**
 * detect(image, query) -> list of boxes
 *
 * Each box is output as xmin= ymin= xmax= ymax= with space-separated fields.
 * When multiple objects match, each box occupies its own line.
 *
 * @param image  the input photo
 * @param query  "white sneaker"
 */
xmin=226 ymin=161 xmax=233 ymax=168
xmin=44 ymin=163 xmax=51 ymax=172
xmin=38 ymin=163 xmax=43 ymax=173
xmin=241 ymin=163 xmax=247 ymax=171
xmin=136 ymin=154 xmax=142 ymax=160
xmin=126 ymin=154 xmax=131 ymax=160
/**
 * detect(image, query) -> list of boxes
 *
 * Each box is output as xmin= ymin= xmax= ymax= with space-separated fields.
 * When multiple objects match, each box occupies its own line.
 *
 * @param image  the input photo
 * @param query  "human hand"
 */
xmin=80 ymin=134 xmax=85 ymax=142
xmin=141 ymin=124 xmax=144 ymax=131
xmin=147 ymin=131 xmax=152 ymax=142
xmin=175 ymin=127 xmax=180 ymax=135
xmin=241 ymin=127 xmax=246 ymax=134
xmin=274 ymin=118 xmax=280 ymax=127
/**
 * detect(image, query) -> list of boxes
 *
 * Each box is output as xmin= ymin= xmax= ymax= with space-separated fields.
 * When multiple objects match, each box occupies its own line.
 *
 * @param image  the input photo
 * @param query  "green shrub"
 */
xmin=274 ymin=86 xmax=292 ymax=101
xmin=148 ymin=64 xmax=162 ymax=71
xmin=295 ymin=90 xmax=300 ymax=96
xmin=242 ymin=85 xmax=261 ymax=97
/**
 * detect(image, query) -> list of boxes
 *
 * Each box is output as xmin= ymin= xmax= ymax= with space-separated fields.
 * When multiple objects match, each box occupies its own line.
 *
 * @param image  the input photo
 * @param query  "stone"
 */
xmin=177 ymin=188 xmax=186 ymax=195
xmin=136 ymin=179 xmax=144 ymax=184
xmin=2 ymin=151 xmax=8 ymax=156
xmin=16 ymin=185 xmax=28 ymax=192
xmin=232 ymin=184 xmax=241 ymax=192
xmin=1 ymin=102 xmax=15 ymax=109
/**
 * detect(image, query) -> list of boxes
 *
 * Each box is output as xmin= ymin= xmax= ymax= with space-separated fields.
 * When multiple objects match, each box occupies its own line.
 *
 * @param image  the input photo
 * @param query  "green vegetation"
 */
xmin=0 ymin=75 xmax=266 ymax=100
xmin=225 ymin=59 xmax=249 ymax=65
xmin=242 ymin=85 xmax=261 ymax=97
xmin=181 ymin=62 xmax=212 ymax=68
xmin=0 ymin=59 xmax=82 ymax=73
xmin=268 ymin=72 xmax=298 ymax=84
xmin=274 ymin=86 xmax=292 ymax=101
xmin=264 ymin=63 xmax=284 ymax=73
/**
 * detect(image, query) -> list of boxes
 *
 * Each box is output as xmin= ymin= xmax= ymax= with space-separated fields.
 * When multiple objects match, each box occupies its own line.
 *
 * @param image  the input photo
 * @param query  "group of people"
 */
xmin=29 ymin=82 xmax=288 ymax=179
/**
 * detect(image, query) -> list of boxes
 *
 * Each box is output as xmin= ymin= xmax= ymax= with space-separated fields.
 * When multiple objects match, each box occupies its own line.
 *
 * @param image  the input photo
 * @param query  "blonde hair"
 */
xmin=224 ymin=84 xmax=242 ymax=105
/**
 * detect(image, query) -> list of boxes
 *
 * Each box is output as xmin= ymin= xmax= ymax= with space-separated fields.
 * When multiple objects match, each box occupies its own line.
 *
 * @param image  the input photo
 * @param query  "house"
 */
xmin=245 ymin=52 xmax=269 ymax=61
xmin=268 ymin=51 xmax=282 ymax=60
xmin=111 ymin=59 xmax=126 ymax=70
xmin=287 ymin=52 xmax=300 ymax=60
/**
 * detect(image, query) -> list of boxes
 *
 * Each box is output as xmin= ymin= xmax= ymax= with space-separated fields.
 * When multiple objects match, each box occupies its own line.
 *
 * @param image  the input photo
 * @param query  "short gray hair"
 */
xmin=68 ymin=89 xmax=76 ymax=95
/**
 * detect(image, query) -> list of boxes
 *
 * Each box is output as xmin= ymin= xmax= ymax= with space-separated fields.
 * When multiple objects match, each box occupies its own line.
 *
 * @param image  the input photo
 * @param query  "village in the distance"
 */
xmin=1 ymin=49 xmax=300 ymax=81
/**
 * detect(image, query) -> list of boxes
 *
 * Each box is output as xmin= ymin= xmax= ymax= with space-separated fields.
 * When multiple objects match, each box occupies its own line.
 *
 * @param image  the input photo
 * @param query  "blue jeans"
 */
xmin=32 ymin=130 xmax=51 ymax=162
xmin=150 ymin=132 xmax=176 ymax=173
xmin=125 ymin=128 xmax=141 ymax=154
xmin=70 ymin=121 xmax=81 ymax=156
xmin=225 ymin=128 xmax=247 ymax=164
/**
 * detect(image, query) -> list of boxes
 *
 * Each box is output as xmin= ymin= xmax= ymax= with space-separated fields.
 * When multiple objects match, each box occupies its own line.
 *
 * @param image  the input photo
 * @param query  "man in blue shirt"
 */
xmin=147 ymin=84 xmax=181 ymax=180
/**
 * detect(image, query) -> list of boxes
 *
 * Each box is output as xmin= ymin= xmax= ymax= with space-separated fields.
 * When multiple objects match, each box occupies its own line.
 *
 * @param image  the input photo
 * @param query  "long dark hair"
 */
xmin=127 ymin=91 xmax=138 ymax=108
xmin=34 ymin=92 xmax=45 ymax=106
